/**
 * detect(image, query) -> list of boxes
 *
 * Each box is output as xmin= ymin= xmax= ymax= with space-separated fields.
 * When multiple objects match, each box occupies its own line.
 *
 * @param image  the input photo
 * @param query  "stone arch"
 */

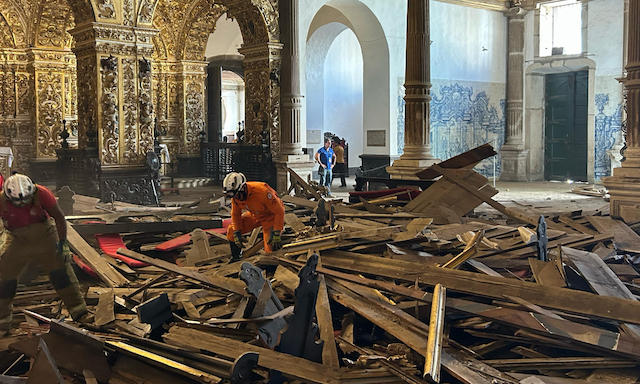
xmin=179 ymin=1 xmax=226 ymax=61
xmin=0 ymin=0 xmax=28 ymax=48
xmin=306 ymin=0 xmax=391 ymax=158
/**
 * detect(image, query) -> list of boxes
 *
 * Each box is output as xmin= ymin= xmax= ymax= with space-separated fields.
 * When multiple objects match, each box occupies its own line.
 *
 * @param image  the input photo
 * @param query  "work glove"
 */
xmin=56 ymin=238 xmax=69 ymax=256
xmin=233 ymin=231 xmax=247 ymax=248
xmin=269 ymin=230 xmax=283 ymax=251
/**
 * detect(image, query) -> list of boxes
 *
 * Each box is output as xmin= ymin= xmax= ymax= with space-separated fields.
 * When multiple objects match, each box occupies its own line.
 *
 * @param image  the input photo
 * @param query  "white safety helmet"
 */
xmin=222 ymin=172 xmax=246 ymax=198
xmin=4 ymin=174 xmax=36 ymax=207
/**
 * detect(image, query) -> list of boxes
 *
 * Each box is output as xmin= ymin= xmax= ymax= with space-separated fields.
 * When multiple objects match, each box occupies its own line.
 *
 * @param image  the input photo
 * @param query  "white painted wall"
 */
xmin=302 ymin=0 xmax=507 ymax=172
xmin=322 ymin=29 xmax=363 ymax=167
xmin=431 ymin=2 xmax=507 ymax=84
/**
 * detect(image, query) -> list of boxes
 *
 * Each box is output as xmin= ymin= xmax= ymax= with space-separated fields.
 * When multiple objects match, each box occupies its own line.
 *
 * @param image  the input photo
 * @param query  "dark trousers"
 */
xmin=334 ymin=163 xmax=347 ymax=186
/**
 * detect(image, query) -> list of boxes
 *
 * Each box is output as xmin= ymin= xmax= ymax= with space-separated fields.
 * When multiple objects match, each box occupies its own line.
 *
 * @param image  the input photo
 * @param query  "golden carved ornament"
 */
xmin=139 ymin=57 xmax=154 ymax=156
xmin=100 ymin=55 xmax=119 ymax=164
xmin=122 ymin=57 xmax=138 ymax=163
xmin=36 ymin=72 xmax=63 ymax=157
xmin=184 ymin=80 xmax=204 ymax=154
xmin=97 ymin=0 xmax=116 ymax=19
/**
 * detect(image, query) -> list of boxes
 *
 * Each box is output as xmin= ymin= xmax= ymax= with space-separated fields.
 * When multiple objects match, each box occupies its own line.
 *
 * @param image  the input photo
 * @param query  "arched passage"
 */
xmin=305 ymin=0 xmax=390 ymax=166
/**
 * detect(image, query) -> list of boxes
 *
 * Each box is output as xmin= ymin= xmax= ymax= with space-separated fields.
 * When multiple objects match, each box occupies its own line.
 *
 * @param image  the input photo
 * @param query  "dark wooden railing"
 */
xmin=55 ymin=147 xmax=101 ymax=198
xmin=202 ymin=142 xmax=276 ymax=188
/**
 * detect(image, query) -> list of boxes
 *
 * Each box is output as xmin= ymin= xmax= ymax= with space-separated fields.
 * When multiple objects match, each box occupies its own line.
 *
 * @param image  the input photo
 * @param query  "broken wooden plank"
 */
xmin=67 ymin=223 xmax=129 ymax=288
xmin=562 ymin=246 xmax=640 ymax=339
xmin=316 ymin=275 xmax=339 ymax=368
xmin=95 ymin=289 xmax=115 ymax=326
xmin=528 ymin=258 xmax=566 ymax=288
xmin=587 ymin=216 xmax=640 ymax=254
xmin=416 ymin=143 xmax=497 ymax=180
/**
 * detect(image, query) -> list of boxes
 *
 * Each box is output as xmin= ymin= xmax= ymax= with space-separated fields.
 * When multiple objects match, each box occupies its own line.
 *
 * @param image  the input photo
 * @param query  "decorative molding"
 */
xmin=35 ymin=71 xmax=64 ymax=157
xmin=100 ymin=55 xmax=119 ymax=164
xmin=139 ymin=57 xmax=154 ymax=156
xmin=96 ymin=0 xmax=116 ymax=19
xmin=184 ymin=80 xmax=204 ymax=154
xmin=122 ymin=57 xmax=138 ymax=163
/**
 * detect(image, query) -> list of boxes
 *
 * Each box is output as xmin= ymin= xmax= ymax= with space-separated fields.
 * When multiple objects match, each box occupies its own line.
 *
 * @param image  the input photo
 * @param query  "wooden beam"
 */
xmin=316 ymin=275 xmax=339 ymax=368
xmin=163 ymin=326 xmax=341 ymax=384
xmin=116 ymin=248 xmax=246 ymax=295
xmin=424 ymin=284 xmax=446 ymax=382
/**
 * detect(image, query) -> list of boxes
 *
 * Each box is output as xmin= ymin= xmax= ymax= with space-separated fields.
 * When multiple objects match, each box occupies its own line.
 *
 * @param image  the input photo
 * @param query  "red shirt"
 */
xmin=0 ymin=185 xmax=57 ymax=230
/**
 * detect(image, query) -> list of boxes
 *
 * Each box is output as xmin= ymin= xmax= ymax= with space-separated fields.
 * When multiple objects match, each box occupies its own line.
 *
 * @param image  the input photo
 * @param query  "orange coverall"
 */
xmin=226 ymin=182 xmax=285 ymax=252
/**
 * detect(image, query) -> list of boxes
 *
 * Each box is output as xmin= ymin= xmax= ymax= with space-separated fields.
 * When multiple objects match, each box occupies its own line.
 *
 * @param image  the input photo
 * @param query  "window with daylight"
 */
xmin=539 ymin=0 xmax=583 ymax=57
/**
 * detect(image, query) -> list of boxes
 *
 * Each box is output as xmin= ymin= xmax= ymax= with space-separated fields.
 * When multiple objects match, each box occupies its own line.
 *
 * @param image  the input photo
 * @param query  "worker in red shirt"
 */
xmin=0 ymin=174 xmax=92 ymax=335
xmin=223 ymin=172 xmax=285 ymax=262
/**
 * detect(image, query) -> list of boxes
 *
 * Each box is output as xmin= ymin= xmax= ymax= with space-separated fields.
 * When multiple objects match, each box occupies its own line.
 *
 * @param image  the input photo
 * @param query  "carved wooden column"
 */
xmin=70 ymin=23 xmax=159 ymax=205
xmin=238 ymin=42 xmax=283 ymax=189
xmin=154 ymin=61 xmax=181 ymax=172
xmin=277 ymin=0 xmax=313 ymax=191
xmin=175 ymin=61 xmax=207 ymax=176
xmin=0 ymin=51 xmax=32 ymax=174
xmin=387 ymin=0 xmax=440 ymax=180
xmin=27 ymin=49 xmax=73 ymax=182
xmin=604 ymin=0 xmax=640 ymax=221
xmin=500 ymin=7 xmax=529 ymax=181
xmin=239 ymin=43 xmax=283 ymax=149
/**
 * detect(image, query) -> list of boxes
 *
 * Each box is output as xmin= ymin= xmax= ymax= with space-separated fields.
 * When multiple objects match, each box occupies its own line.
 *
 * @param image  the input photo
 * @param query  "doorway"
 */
xmin=544 ymin=71 xmax=588 ymax=181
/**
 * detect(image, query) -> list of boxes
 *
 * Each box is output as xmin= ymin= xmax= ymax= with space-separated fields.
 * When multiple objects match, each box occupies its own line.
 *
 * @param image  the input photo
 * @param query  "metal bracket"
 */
xmin=537 ymin=215 xmax=548 ymax=262
xmin=239 ymin=262 xmax=287 ymax=348
xmin=230 ymin=352 xmax=259 ymax=384
xmin=277 ymin=253 xmax=324 ymax=362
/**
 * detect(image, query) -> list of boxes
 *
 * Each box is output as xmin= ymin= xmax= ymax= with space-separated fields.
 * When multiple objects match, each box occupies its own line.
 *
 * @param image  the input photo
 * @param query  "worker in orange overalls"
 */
xmin=223 ymin=172 xmax=285 ymax=262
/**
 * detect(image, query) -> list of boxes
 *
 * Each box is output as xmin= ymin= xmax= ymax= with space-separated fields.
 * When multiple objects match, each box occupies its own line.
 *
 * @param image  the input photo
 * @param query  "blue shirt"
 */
xmin=317 ymin=147 xmax=334 ymax=168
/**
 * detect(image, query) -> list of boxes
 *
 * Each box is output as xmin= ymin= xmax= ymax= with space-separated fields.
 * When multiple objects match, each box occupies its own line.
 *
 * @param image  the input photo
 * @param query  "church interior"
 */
xmin=0 ymin=0 xmax=640 ymax=383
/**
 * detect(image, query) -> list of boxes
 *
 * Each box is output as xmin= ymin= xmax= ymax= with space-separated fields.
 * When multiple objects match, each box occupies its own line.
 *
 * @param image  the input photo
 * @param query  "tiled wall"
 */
xmin=398 ymin=81 xmax=506 ymax=178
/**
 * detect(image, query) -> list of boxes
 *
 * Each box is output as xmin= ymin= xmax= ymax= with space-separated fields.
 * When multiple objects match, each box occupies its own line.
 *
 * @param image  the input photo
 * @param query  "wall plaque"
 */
xmin=367 ymin=130 xmax=386 ymax=147
xmin=307 ymin=129 xmax=322 ymax=144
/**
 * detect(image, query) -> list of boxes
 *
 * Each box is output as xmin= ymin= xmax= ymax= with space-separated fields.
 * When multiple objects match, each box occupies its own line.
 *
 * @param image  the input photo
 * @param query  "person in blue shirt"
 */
xmin=315 ymin=138 xmax=336 ymax=197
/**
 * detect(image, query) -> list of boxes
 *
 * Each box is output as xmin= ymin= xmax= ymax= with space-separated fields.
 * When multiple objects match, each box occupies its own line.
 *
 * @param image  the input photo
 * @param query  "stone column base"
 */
xmin=603 ymin=167 xmax=640 ymax=222
xmin=276 ymin=155 xmax=314 ymax=193
xmin=386 ymin=158 xmax=441 ymax=180
xmin=499 ymin=149 xmax=529 ymax=182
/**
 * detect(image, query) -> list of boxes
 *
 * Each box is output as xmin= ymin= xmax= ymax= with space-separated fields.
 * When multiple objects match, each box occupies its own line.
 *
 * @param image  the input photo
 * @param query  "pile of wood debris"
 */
xmin=3 ymin=146 xmax=640 ymax=384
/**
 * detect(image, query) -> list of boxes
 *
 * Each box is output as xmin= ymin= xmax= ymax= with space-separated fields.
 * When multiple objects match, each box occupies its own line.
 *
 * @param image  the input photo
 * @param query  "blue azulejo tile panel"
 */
xmin=594 ymin=93 xmax=623 ymax=181
xmin=430 ymin=83 xmax=505 ymax=178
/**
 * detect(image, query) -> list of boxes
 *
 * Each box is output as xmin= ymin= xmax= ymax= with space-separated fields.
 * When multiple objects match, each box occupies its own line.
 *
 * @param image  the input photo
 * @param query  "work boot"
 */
xmin=74 ymin=311 xmax=95 ymax=325
xmin=229 ymin=241 xmax=243 ymax=263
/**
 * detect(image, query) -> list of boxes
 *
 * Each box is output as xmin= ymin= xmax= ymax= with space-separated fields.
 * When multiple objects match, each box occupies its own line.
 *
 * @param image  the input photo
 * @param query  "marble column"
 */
xmin=500 ymin=7 xmax=529 ymax=181
xmin=277 ymin=0 xmax=313 ymax=191
xmin=387 ymin=0 xmax=440 ymax=180
xmin=604 ymin=0 xmax=640 ymax=222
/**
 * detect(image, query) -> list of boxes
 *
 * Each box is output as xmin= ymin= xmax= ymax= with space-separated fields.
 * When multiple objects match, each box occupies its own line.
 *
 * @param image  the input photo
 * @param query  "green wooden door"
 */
xmin=544 ymin=71 xmax=588 ymax=181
